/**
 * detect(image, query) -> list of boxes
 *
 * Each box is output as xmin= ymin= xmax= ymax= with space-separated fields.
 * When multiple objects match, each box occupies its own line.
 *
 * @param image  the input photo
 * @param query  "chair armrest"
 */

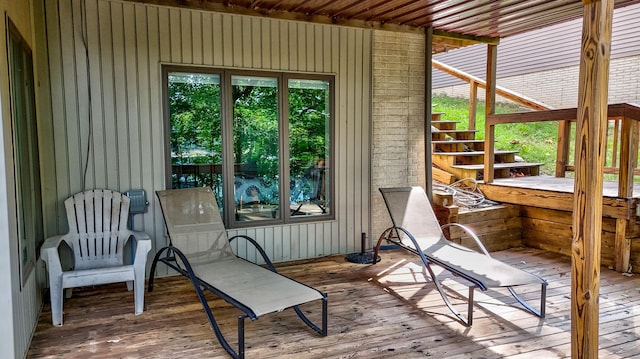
xmin=229 ymin=235 xmax=277 ymax=272
xmin=41 ymin=235 xmax=66 ymax=273
xmin=440 ymin=223 xmax=491 ymax=257
xmin=128 ymin=230 xmax=152 ymax=263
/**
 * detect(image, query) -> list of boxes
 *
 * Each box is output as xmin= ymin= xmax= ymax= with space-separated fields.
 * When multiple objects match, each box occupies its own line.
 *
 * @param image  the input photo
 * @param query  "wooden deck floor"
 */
xmin=486 ymin=175 xmax=640 ymax=198
xmin=28 ymin=248 xmax=640 ymax=358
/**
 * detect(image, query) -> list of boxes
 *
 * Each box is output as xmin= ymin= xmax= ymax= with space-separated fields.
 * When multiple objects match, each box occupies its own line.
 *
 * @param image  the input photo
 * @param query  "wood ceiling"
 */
xmin=131 ymin=0 xmax=640 ymax=52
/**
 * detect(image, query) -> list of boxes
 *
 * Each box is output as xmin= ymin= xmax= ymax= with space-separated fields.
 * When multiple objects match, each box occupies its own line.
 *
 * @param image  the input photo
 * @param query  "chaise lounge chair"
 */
xmin=149 ymin=187 xmax=327 ymax=359
xmin=373 ymin=186 xmax=547 ymax=326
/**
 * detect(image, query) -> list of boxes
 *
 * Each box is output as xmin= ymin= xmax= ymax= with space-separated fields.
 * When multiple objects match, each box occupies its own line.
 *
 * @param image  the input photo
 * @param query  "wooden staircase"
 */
xmin=431 ymin=112 xmax=542 ymax=183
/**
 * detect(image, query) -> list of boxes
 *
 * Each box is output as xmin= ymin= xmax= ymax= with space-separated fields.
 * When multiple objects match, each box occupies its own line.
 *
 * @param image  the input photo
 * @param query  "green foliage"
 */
xmin=288 ymin=87 xmax=329 ymax=174
xmin=169 ymin=76 xmax=222 ymax=165
xmin=233 ymin=84 xmax=280 ymax=176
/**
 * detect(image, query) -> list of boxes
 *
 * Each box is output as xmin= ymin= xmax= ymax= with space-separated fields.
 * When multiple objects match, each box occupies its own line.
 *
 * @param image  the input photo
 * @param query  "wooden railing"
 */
xmin=432 ymin=59 xmax=553 ymax=130
xmin=484 ymin=103 xmax=640 ymax=196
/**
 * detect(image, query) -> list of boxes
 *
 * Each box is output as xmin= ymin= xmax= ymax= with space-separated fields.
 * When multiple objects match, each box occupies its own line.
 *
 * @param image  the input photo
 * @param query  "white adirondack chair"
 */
xmin=41 ymin=189 xmax=152 ymax=326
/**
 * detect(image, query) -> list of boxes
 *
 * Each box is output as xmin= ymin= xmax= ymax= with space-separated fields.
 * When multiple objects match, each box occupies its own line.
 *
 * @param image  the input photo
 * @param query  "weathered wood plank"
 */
xmin=27 ymin=249 xmax=640 ymax=359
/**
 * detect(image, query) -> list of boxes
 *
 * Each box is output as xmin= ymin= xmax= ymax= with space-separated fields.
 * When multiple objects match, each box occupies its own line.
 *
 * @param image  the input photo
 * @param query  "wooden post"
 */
xmin=469 ymin=81 xmax=478 ymax=131
xmin=572 ymin=1 xmax=613 ymax=358
xmin=483 ymin=44 xmax=497 ymax=183
xmin=555 ymin=120 xmax=572 ymax=177
xmin=617 ymin=116 xmax=639 ymax=198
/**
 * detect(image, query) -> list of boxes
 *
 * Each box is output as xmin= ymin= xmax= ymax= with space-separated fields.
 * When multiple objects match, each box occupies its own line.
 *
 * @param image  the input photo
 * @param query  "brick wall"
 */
xmin=371 ymin=30 xmax=426 ymax=241
xmin=434 ymin=55 xmax=640 ymax=108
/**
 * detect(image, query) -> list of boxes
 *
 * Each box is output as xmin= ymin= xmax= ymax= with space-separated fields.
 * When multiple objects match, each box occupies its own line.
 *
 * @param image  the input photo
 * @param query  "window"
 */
xmin=165 ymin=67 xmax=333 ymax=227
xmin=8 ymin=19 xmax=43 ymax=287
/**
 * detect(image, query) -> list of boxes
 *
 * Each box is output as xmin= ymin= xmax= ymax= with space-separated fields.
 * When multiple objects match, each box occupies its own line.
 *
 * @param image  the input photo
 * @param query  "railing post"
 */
xmin=483 ymin=44 xmax=497 ymax=183
xmin=617 ymin=115 xmax=638 ymax=198
xmin=469 ymin=81 xmax=478 ymax=131
xmin=484 ymin=119 xmax=495 ymax=183
xmin=555 ymin=120 xmax=572 ymax=177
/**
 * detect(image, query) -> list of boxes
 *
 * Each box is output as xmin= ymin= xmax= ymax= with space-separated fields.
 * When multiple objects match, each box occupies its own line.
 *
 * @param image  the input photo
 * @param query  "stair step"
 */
xmin=431 ymin=139 xmax=484 ymax=144
xmin=432 ymin=129 xmax=477 ymax=140
xmin=451 ymin=162 xmax=543 ymax=170
xmin=433 ymin=150 xmax=517 ymax=156
xmin=431 ymin=120 xmax=460 ymax=131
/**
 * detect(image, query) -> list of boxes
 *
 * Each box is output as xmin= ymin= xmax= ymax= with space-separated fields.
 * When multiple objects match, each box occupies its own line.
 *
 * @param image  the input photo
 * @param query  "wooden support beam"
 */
xmin=614 ymin=218 xmax=631 ymax=272
xmin=617 ymin=116 xmax=639 ymax=197
xmin=556 ymin=120 xmax=572 ymax=177
xmin=483 ymin=44 xmax=497 ymax=183
xmin=572 ymin=1 xmax=613 ymax=358
xmin=469 ymin=81 xmax=478 ymax=131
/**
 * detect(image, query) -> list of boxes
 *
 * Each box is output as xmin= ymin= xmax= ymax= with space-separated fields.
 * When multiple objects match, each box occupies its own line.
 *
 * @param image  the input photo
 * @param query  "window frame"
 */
xmin=163 ymin=65 xmax=335 ymax=228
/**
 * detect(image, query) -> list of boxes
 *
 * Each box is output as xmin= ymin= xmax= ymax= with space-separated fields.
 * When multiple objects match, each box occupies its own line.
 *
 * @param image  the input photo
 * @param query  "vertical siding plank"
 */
xmin=352 ymin=31 xmax=364 ymax=252
xmin=337 ymin=27 xmax=349 ymax=253
xmin=314 ymin=24 xmax=323 ymax=73
xmin=298 ymin=225 xmax=307 ymax=259
xmin=252 ymin=18 xmax=262 ymax=69
xmin=98 ymin=0 xmax=118 ymax=190
xmin=72 ymin=0 xmax=92 ymax=190
xmin=261 ymin=19 xmax=271 ymax=69
xmin=169 ymin=8 xmax=181 ymax=63
xmin=284 ymin=225 xmax=294 ymax=261
xmin=110 ymin=2 xmax=130 ymax=190
xmin=47 ymin=0 xmax=70 ymax=214
xmin=288 ymin=22 xmax=297 ymax=71
xmin=269 ymin=20 xmax=279 ymax=70
xmin=191 ymin=11 xmax=202 ymax=65
xmin=233 ymin=16 xmax=243 ymax=67
xmin=330 ymin=26 xmax=341 ymax=254
xmin=268 ymin=226 xmax=279 ymax=261
xmin=142 ymin=4 xmax=163 ymax=249
xmin=59 ymin=0 xmax=82 ymax=192
xmin=298 ymin=23 xmax=308 ymax=71
xmin=212 ymin=13 xmax=224 ymax=66
xmin=278 ymin=21 xmax=288 ymax=69
xmin=86 ymin=0 xmax=106 ymax=189
xmin=314 ymin=222 xmax=327 ymax=257
xmin=135 ymin=4 xmax=152 ymax=206
xmin=361 ymin=31 xmax=372 ymax=243
xmin=306 ymin=223 xmax=315 ymax=257
xmin=157 ymin=7 xmax=170 ymax=62
xmin=323 ymin=26 xmax=332 ymax=73
xmin=180 ymin=10 xmax=192 ymax=64
xmin=222 ymin=15 xmax=233 ymax=67
xmin=123 ymin=3 xmax=141 ymax=189
xmin=202 ymin=12 xmax=213 ymax=65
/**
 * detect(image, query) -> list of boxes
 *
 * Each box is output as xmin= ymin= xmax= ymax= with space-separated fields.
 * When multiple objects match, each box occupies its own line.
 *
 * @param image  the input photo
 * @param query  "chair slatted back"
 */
xmin=156 ymin=187 xmax=235 ymax=264
xmin=379 ymin=187 xmax=446 ymax=249
xmin=65 ymin=189 xmax=130 ymax=270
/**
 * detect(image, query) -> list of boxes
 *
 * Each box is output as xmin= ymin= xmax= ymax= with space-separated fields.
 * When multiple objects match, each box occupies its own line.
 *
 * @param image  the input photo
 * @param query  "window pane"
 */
xmin=288 ymin=79 xmax=331 ymax=217
xmin=168 ymin=72 xmax=223 ymax=207
xmin=232 ymin=76 xmax=280 ymax=222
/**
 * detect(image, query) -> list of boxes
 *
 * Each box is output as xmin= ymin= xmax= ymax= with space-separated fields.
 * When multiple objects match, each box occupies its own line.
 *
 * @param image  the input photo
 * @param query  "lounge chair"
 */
xmin=149 ymin=187 xmax=327 ymax=359
xmin=373 ymin=186 xmax=547 ymax=326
